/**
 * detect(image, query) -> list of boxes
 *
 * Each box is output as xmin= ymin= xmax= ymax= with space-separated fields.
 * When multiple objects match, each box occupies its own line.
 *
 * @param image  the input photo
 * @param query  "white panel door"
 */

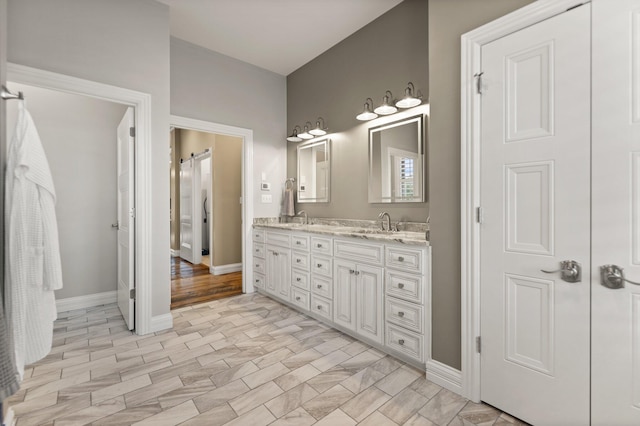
xmin=117 ymin=107 xmax=135 ymax=330
xmin=592 ymin=1 xmax=640 ymax=423
xmin=479 ymin=5 xmax=591 ymax=425
xmin=356 ymin=264 xmax=384 ymax=344
xmin=333 ymin=259 xmax=356 ymax=332
xmin=179 ymin=158 xmax=202 ymax=264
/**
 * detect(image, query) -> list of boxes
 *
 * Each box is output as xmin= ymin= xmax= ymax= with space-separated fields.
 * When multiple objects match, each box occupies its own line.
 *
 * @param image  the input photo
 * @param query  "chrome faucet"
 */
xmin=296 ymin=210 xmax=308 ymax=225
xmin=378 ymin=211 xmax=391 ymax=231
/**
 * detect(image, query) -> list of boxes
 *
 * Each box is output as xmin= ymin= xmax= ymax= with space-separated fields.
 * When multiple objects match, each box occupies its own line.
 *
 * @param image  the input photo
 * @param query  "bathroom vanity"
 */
xmin=252 ymin=221 xmax=430 ymax=370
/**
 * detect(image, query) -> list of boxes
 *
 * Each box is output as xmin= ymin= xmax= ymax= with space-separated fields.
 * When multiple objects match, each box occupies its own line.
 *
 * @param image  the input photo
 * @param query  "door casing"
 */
xmin=460 ymin=0 xmax=590 ymax=401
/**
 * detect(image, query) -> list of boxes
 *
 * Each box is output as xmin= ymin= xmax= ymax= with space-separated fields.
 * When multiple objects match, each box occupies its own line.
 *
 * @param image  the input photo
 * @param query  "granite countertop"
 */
xmin=253 ymin=218 xmax=429 ymax=247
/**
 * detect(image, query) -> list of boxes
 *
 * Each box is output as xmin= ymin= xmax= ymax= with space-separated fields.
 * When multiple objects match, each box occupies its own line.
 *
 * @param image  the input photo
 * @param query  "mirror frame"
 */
xmin=368 ymin=114 xmax=425 ymax=203
xmin=297 ymin=137 xmax=331 ymax=203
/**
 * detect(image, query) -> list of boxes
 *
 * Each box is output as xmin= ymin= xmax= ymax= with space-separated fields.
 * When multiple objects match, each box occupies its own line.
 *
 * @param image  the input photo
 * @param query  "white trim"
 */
xmin=56 ymin=291 xmax=117 ymax=313
xmin=170 ymin=115 xmax=254 ymax=294
xmin=426 ymin=359 xmax=463 ymax=395
xmin=149 ymin=313 xmax=174 ymax=333
xmin=170 ymin=249 xmax=180 ymax=257
xmin=460 ymin=0 xmax=591 ymax=402
xmin=211 ymin=263 xmax=242 ymax=275
xmin=7 ymin=63 xmax=154 ymax=335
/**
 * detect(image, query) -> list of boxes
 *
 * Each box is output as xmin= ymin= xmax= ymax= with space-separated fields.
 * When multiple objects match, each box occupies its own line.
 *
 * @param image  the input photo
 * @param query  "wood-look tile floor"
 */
xmin=171 ymin=257 xmax=242 ymax=309
xmin=8 ymin=294 xmax=528 ymax=425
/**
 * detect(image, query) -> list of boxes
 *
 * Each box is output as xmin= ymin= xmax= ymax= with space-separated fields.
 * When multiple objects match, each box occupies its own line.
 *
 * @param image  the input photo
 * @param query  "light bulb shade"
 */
xmin=298 ymin=122 xmax=313 ymax=139
xmin=309 ymin=117 xmax=327 ymax=136
xmin=374 ymin=91 xmax=397 ymax=115
xmin=395 ymin=82 xmax=422 ymax=108
xmin=356 ymin=98 xmax=378 ymax=121
xmin=286 ymin=125 xmax=303 ymax=142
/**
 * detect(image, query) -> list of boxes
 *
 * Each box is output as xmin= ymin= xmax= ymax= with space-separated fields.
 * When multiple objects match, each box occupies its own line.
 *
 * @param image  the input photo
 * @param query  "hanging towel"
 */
xmin=0 ymin=283 xmax=19 ymax=400
xmin=5 ymin=100 xmax=63 ymax=379
xmin=282 ymin=187 xmax=295 ymax=217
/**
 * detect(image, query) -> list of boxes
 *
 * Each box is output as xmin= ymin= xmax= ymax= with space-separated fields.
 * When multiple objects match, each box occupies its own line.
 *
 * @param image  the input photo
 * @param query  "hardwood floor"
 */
xmin=171 ymin=257 xmax=242 ymax=309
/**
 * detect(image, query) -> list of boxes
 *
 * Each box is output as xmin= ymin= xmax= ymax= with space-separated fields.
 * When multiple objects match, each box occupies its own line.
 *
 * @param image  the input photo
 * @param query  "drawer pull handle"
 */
xmin=296 ymin=278 xmax=301 ymax=282
xmin=255 ymin=249 xmax=259 ymax=253
xmin=317 ymin=244 xmax=322 ymax=248
xmin=398 ymin=256 xmax=405 ymax=262
xmin=398 ymin=311 xmax=405 ymax=317
xmin=317 ymin=305 xmax=322 ymax=310
xmin=255 ymin=264 xmax=259 ymax=268
xmin=317 ymin=284 xmax=322 ymax=289
xmin=398 ymin=339 xmax=405 ymax=346
xmin=255 ymin=279 xmax=259 ymax=283
xmin=317 ymin=264 xmax=322 ymax=268
xmin=296 ymin=296 xmax=301 ymax=301
xmin=398 ymin=283 xmax=405 ymax=289
xmin=296 ymin=241 xmax=301 ymax=245
xmin=296 ymin=259 xmax=301 ymax=263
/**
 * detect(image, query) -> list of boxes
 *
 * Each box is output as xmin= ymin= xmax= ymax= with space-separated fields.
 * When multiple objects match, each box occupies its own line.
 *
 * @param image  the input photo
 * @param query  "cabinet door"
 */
xmin=274 ymin=247 xmax=291 ymax=301
xmin=333 ymin=259 xmax=356 ymax=332
xmin=265 ymin=248 xmax=278 ymax=295
xmin=356 ymin=264 xmax=384 ymax=344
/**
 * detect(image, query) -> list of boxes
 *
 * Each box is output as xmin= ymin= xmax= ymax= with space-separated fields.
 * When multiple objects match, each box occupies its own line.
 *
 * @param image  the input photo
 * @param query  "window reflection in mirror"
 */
xmin=369 ymin=115 xmax=424 ymax=203
xmin=297 ymin=138 xmax=330 ymax=203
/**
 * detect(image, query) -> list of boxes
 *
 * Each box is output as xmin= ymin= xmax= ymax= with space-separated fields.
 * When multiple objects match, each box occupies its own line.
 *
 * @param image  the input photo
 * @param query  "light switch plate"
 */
xmin=261 ymin=194 xmax=272 ymax=203
xmin=261 ymin=182 xmax=271 ymax=191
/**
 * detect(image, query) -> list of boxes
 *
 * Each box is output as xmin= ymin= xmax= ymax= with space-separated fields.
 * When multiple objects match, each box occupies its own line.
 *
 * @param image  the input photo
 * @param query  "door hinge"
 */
xmin=476 ymin=336 xmax=481 ymax=353
xmin=476 ymin=207 xmax=483 ymax=224
xmin=130 ymin=288 xmax=136 ymax=300
xmin=474 ymin=72 xmax=484 ymax=94
xmin=130 ymin=207 xmax=136 ymax=218
xmin=129 ymin=127 xmax=136 ymax=138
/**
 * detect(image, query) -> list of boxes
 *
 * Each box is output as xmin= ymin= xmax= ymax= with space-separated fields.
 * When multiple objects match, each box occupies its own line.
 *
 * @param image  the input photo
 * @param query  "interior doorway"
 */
xmin=169 ymin=125 xmax=244 ymax=308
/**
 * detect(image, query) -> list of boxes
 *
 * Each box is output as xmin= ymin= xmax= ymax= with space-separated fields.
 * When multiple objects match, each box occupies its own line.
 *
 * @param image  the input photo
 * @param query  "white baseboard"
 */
xmin=4 ymin=406 xmax=15 ymax=426
xmin=56 ymin=291 xmax=117 ymax=313
xmin=426 ymin=359 xmax=463 ymax=396
xmin=149 ymin=313 xmax=173 ymax=333
xmin=170 ymin=249 xmax=180 ymax=257
xmin=211 ymin=263 xmax=242 ymax=275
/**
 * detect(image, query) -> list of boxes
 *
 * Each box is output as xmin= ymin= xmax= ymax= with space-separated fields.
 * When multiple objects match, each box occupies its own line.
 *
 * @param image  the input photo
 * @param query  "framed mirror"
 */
xmin=297 ymin=138 xmax=330 ymax=203
xmin=368 ymin=114 xmax=424 ymax=203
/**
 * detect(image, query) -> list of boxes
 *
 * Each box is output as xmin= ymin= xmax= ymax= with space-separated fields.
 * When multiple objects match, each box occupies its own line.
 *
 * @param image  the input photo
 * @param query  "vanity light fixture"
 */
xmin=298 ymin=122 xmax=314 ymax=140
xmin=309 ymin=117 xmax=328 ymax=136
xmin=374 ymin=91 xmax=398 ymax=115
xmin=286 ymin=125 xmax=303 ymax=142
xmin=356 ymin=98 xmax=378 ymax=121
xmin=396 ymin=82 xmax=422 ymax=108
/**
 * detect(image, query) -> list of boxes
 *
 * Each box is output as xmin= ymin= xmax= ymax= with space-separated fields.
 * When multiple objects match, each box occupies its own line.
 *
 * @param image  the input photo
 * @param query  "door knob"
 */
xmin=600 ymin=264 xmax=640 ymax=289
xmin=541 ymin=260 xmax=581 ymax=283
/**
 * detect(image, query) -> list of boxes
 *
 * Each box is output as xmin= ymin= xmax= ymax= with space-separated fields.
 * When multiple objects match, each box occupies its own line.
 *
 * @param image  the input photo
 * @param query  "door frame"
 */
xmin=460 ymin=0 xmax=590 ymax=402
xmin=170 ymin=115 xmax=254 ymax=293
xmin=7 ymin=62 xmax=154 ymax=334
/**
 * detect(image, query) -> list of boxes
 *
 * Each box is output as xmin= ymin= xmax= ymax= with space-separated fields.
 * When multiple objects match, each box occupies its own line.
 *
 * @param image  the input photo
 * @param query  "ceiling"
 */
xmin=156 ymin=0 xmax=404 ymax=76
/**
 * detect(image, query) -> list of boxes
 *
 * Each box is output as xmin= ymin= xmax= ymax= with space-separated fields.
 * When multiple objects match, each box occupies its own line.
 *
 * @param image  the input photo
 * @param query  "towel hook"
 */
xmin=1 ymin=85 xmax=24 ymax=101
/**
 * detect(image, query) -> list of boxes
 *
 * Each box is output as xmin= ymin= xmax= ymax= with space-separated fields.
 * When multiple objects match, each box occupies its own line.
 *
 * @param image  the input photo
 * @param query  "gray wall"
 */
xmin=286 ymin=0 xmax=429 ymax=223
xmin=7 ymin=0 xmax=171 ymax=317
xmin=6 ymin=83 xmax=127 ymax=300
xmin=171 ymin=38 xmax=287 ymax=219
xmin=428 ymin=0 xmax=535 ymax=369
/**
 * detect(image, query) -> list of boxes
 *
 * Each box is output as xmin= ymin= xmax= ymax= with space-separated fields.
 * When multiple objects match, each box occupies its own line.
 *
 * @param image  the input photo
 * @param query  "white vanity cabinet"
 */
xmin=290 ymin=233 xmax=310 ymax=311
xmin=263 ymin=231 xmax=292 ymax=301
xmin=310 ymin=236 xmax=334 ymax=320
xmin=333 ymin=239 xmax=385 ymax=345
xmin=252 ymin=229 xmax=266 ymax=290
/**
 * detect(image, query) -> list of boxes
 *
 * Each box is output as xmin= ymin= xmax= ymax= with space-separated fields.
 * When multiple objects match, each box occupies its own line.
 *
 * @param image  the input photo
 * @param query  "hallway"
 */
xmin=171 ymin=257 xmax=242 ymax=309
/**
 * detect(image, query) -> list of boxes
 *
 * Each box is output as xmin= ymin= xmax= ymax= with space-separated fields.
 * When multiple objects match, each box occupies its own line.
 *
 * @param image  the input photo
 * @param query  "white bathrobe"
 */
xmin=5 ymin=100 xmax=63 ymax=379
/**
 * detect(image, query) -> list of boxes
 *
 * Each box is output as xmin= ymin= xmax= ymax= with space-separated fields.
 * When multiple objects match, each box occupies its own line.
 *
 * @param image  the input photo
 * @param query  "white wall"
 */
xmin=7 ymin=0 xmax=171 ymax=317
xmin=170 ymin=38 xmax=287 ymax=218
xmin=6 ymin=83 xmax=127 ymax=300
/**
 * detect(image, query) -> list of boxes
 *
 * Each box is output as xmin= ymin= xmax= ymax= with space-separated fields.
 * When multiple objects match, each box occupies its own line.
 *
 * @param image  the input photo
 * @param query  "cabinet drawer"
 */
xmin=252 ymin=229 xmax=265 ymax=243
xmin=311 ymin=294 xmax=332 ymax=321
xmin=386 ymin=297 xmax=424 ymax=334
xmin=253 ymin=257 xmax=266 ymax=275
xmin=334 ymin=239 xmax=383 ymax=264
xmin=311 ymin=255 xmax=333 ymax=278
xmin=311 ymin=236 xmax=333 ymax=255
xmin=386 ymin=246 xmax=423 ymax=273
xmin=386 ymin=323 xmax=424 ymax=363
xmin=311 ymin=275 xmax=332 ymax=299
xmin=291 ymin=288 xmax=310 ymax=311
xmin=292 ymin=234 xmax=310 ymax=251
xmin=292 ymin=251 xmax=310 ymax=271
xmin=253 ymin=273 xmax=265 ymax=290
xmin=385 ymin=269 xmax=423 ymax=304
xmin=266 ymin=231 xmax=291 ymax=248
xmin=292 ymin=270 xmax=310 ymax=291
xmin=253 ymin=243 xmax=265 ymax=259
